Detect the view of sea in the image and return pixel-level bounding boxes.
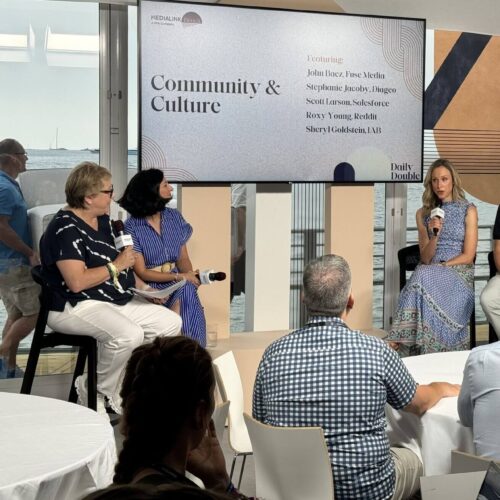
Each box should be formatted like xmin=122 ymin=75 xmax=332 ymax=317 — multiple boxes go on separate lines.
xmin=1 ymin=150 xmax=497 ymax=348
xmin=24 ymin=149 xmax=134 ymax=170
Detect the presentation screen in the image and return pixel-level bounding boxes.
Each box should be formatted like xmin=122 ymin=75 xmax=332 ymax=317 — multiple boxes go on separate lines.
xmin=139 ymin=1 xmax=425 ymax=183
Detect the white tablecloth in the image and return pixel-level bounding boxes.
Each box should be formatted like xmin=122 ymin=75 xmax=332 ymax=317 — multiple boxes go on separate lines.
xmin=0 ymin=392 xmax=117 ymax=500
xmin=386 ymin=351 xmax=474 ymax=476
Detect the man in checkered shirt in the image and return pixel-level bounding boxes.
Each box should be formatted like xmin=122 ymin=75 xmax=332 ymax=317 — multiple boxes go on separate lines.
xmin=253 ymin=255 xmax=460 ymax=500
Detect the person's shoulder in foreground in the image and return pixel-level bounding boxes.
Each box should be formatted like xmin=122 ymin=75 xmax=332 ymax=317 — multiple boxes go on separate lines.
xmin=458 ymin=341 xmax=500 ymax=459
xmin=468 ymin=340 xmax=500 ymax=356
xmin=81 ymin=481 xmax=237 ymax=500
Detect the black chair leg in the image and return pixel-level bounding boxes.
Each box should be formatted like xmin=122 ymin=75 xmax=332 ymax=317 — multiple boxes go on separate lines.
xmin=469 ymin=305 xmax=476 ymax=349
xmin=87 ymin=342 xmax=98 ymax=411
xmin=69 ymin=347 xmax=88 ymax=404
xmin=489 ymin=324 xmax=498 ymax=344
xmin=21 ymin=340 xmax=43 ymax=395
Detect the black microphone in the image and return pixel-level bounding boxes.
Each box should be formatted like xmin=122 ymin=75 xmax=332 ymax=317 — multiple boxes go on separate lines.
xmin=112 ymin=219 xmax=133 ymax=251
xmin=430 ymin=203 xmax=444 ymax=236
xmin=196 ymin=270 xmax=226 ymax=285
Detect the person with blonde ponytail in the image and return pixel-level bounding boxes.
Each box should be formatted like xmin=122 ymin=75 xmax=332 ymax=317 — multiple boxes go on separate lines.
xmin=387 ymin=159 xmax=478 ymax=355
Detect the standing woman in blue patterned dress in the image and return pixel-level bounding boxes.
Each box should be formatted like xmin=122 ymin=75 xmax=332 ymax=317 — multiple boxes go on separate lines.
xmin=119 ymin=169 xmax=206 ymax=346
xmin=387 ymin=159 xmax=478 ymax=355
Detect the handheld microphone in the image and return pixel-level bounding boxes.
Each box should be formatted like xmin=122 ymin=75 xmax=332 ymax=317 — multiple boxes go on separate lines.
xmin=430 ymin=204 xmax=445 ymax=236
xmin=196 ymin=269 xmax=226 ymax=285
xmin=112 ymin=219 xmax=134 ymax=251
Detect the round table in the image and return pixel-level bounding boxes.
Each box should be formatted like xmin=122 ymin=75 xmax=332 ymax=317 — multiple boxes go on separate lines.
xmin=386 ymin=350 xmax=474 ymax=476
xmin=0 ymin=392 xmax=116 ymax=500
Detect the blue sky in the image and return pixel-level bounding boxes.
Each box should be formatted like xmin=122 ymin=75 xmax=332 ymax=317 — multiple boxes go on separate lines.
xmin=0 ymin=0 xmax=137 ymax=149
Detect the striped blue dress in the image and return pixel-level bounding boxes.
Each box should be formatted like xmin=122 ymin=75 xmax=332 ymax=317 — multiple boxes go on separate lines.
xmin=125 ymin=208 xmax=206 ymax=346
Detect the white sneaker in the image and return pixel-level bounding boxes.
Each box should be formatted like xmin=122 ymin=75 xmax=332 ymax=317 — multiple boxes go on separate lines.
xmin=74 ymin=375 xmax=108 ymax=420
xmin=107 ymin=393 xmax=123 ymax=415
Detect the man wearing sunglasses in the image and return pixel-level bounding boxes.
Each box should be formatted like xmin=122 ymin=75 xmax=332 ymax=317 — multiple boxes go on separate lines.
xmin=0 ymin=138 xmax=40 ymax=379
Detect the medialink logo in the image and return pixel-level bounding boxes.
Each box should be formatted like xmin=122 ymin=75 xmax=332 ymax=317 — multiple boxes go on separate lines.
xmin=181 ymin=12 xmax=202 ymax=27
xmin=150 ymin=14 xmax=181 ymax=22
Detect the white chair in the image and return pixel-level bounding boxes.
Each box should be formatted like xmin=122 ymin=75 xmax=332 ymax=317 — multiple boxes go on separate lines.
xmin=212 ymin=351 xmax=252 ymax=488
xmin=212 ymin=401 xmax=230 ymax=442
xmin=243 ymin=413 xmax=334 ymax=500
xmin=451 ymin=450 xmax=500 ymax=473
xmin=18 ymin=168 xmax=72 ymax=208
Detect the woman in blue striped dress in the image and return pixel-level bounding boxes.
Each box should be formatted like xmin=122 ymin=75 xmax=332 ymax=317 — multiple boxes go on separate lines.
xmin=119 ymin=169 xmax=206 ymax=346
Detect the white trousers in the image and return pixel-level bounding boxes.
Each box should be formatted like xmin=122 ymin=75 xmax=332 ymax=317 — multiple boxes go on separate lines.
xmin=48 ymin=297 xmax=182 ymax=403
xmin=480 ymin=274 xmax=500 ymax=340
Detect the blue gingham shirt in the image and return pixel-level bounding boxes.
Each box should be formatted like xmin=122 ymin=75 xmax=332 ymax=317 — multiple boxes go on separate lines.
xmin=253 ymin=316 xmax=417 ymax=500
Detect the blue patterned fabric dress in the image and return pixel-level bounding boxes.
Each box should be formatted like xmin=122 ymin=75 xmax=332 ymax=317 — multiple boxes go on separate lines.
xmin=388 ymin=200 xmax=474 ymax=355
xmin=125 ymin=208 xmax=206 ymax=347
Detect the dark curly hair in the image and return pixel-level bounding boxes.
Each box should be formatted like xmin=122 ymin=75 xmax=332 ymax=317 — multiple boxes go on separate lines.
xmin=118 ymin=168 xmax=170 ymax=218
xmin=113 ymin=336 xmax=215 ymax=484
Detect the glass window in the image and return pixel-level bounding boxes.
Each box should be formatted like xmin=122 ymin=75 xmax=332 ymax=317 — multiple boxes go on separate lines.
xmin=0 ymin=0 xmax=99 ymax=377
xmin=0 ymin=1 xmax=99 ymax=156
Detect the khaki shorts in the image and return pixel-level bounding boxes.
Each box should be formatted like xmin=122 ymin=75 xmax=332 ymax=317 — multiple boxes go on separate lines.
xmin=0 ymin=265 xmax=40 ymax=318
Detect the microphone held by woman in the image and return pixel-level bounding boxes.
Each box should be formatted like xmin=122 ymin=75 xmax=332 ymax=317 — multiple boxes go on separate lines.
xmin=196 ymin=270 xmax=226 ymax=285
xmin=430 ymin=204 xmax=445 ymax=236
xmin=111 ymin=219 xmax=133 ymax=250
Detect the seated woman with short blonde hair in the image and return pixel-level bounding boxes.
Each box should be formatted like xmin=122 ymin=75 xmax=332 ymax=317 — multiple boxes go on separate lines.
xmin=40 ymin=162 xmax=182 ymax=415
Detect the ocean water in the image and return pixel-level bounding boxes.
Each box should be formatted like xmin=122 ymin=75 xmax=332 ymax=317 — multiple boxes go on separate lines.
xmin=1 ymin=150 xmax=496 ymax=346
xmin=23 ymin=149 xmax=139 ymax=171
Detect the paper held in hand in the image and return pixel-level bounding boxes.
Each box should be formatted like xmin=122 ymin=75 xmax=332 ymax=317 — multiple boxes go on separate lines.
xmin=131 ymin=279 xmax=186 ymax=299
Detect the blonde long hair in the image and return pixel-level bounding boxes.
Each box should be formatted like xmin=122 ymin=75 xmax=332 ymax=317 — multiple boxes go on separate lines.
xmin=421 ymin=158 xmax=466 ymax=217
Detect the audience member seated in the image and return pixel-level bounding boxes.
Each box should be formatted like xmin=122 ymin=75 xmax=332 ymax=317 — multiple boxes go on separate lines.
xmin=39 ymin=162 xmax=181 ymax=415
xmin=118 ymin=169 xmax=206 ymax=346
xmin=110 ymin=336 xmax=249 ymax=499
xmin=387 ymin=159 xmax=478 ymax=355
xmin=480 ymin=205 xmax=500 ymax=339
xmin=458 ymin=341 xmax=500 ymax=460
xmin=253 ymin=254 xmax=460 ymax=500
xmin=0 ymin=140 xmax=40 ymax=379
xmin=83 ymin=482 xmax=231 ymax=500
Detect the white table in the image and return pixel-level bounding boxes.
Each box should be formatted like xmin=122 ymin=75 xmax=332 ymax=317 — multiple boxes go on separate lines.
xmin=0 ymin=392 xmax=117 ymax=500
xmin=386 ymin=351 xmax=474 ymax=476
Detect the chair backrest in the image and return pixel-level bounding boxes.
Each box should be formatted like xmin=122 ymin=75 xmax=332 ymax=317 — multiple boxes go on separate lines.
xmin=398 ymin=244 xmax=420 ymax=290
xmin=451 ymin=450 xmax=500 ymax=473
xmin=212 ymin=351 xmax=252 ymax=454
xmin=18 ymin=168 xmax=72 ymax=209
xmin=244 ymin=413 xmax=334 ymax=500
xmin=212 ymin=401 xmax=230 ymax=442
